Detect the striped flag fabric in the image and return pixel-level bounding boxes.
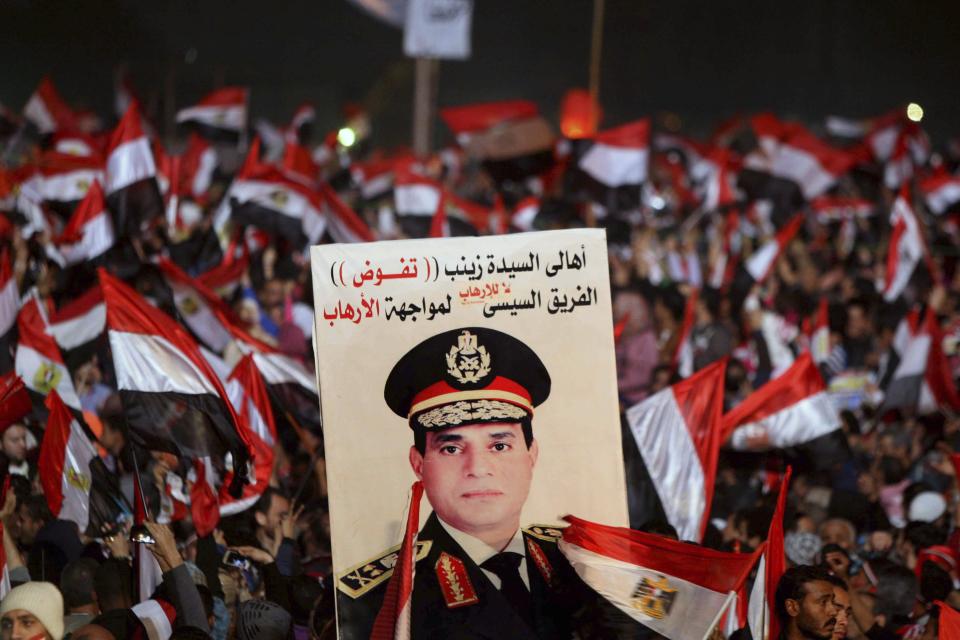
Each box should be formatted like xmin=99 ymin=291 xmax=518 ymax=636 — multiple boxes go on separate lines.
xmin=371 ymin=481 xmax=424 ymax=640
xmin=157 ymin=258 xmax=236 ymax=354
xmin=511 ymin=196 xmax=540 ymax=232
xmin=0 ymin=251 xmax=19 ymax=370
xmin=937 ymin=601 xmax=960 ymax=639
xmin=743 ymin=114 xmax=854 ymax=201
xmin=625 ymin=358 xmax=726 ymax=541
xmin=46 ymin=285 xmax=106 ymax=369
xmin=0 ymin=374 xmax=31 ymax=431
xmin=558 ymin=515 xmax=759 ymax=640
xmin=54 ymin=180 xmax=115 ymax=266
xmin=882 ymin=309 xmax=960 ymax=415
xmin=176 ymin=87 xmax=249 ymax=139
xmin=747 ymin=468 xmax=791 ymax=640
xmin=673 ymin=288 xmax=698 ymax=378
xmin=31 ymin=151 xmax=104 ymax=206
xmin=22 ymin=76 xmax=76 ymax=134
xmin=105 ymin=101 xmax=163 ymax=238
xmin=883 ymin=193 xmax=927 ymax=302
xmin=190 ymin=457 xmax=220 ymax=537
xmin=319 ymin=184 xmax=375 ymax=243
xmin=15 ymin=297 xmax=83 ymax=413
xmin=38 ymin=390 xmax=99 ymax=533
xmin=99 ymin=268 xmax=252 ymax=490
xmin=218 ymin=355 xmax=277 ymax=516
xmin=721 ymin=353 xmax=840 ymax=451
xmin=809 ymin=299 xmax=830 ymax=367
xmin=439 ymin=100 xmax=539 ymax=145
xmin=920 ymin=171 xmax=960 ymax=216
xmin=744 ymin=213 xmax=804 ymax=284
xmin=578 ymin=119 xmax=650 ymax=189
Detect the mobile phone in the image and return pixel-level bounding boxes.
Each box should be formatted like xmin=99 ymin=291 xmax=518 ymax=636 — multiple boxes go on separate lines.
xmin=129 ymin=524 xmax=155 ymax=545
xmin=221 ymin=550 xmax=252 ymax=572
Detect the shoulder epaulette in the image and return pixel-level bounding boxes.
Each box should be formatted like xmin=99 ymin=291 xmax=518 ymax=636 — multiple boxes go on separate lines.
xmin=337 ymin=540 xmax=432 ymax=598
xmin=523 ymin=524 xmax=565 ymax=543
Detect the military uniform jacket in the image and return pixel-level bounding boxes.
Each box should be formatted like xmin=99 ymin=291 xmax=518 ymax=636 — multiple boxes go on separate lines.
xmin=336 ymin=513 xmax=645 ymax=640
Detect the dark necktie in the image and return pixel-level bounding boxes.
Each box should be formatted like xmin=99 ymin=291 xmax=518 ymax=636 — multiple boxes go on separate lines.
xmin=481 ymin=551 xmax=533 ymax=627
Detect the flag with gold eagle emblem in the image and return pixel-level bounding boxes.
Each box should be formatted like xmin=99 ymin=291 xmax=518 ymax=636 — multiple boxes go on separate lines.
xmin=559 ymin=515 xmax=760 ymax=640
xmin=15 ymin=297 xmax=83 ymax=415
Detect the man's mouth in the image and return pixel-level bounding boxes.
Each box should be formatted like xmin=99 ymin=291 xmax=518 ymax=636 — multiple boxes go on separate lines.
xmin=461 ymin=490 xmax=504 ymax=499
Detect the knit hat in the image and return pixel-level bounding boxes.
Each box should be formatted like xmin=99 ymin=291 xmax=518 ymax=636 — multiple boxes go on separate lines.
xmin=236 ymin=599 xmax=292 ymax=640
xmin=0 ymin=581 xmax=65 ymax=640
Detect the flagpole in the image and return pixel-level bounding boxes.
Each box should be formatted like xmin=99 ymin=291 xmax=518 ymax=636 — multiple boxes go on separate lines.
xmin=588 ymin=0 xmax=606 ymax=107
xmin=702 ymin=591 xmax=737 ymax=640
xmin=412 ymin=57 xmax=438 ymax=157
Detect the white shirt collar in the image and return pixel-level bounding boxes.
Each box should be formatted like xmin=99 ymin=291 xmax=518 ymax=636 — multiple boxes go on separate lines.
xmin=436 ymin=517 xmax=529 ymax=590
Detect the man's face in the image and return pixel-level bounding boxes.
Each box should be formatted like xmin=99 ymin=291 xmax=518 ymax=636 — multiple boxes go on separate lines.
xmin=1 ymin=425 xmax=28 ymax=463
xmin=831 ymin=586 xmax=851 ymax=640
xmin=1 ymin=609 xmax=49 ymax=640
xmin=410 ymin=422 xmax=537 ymax=539
xmin=258 ymin=494 xmax=291 ymax=535
xmin=16 ymin=505 xmax=42 ymax=546
xmin=846 ymin=307 xmax=869 ymax=340
xmin=820 ymin=522 xmax=853 ymax=550
xmin=786 ymin=580 xmax=839 ymax=639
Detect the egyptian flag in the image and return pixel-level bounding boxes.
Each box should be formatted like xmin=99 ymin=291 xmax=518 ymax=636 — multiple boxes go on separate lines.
xmin=282 ymin=141 xmax=320 ymax=188
xmin=575 ymin=119 xmax=650 ymax=211
xmin=38 ymin=390 xmax=98 ymax=533
xmin=511 ymin=196 xmax=540 ymax=232
xmin=0 ymin=374 xmax=31 ymax=431
xmin=219 ymin=355 xmax=277 ymax=516
xmin=882 ymin=309 xmax=960 ymax=415
xmin=15 ymin=297 xmax=82 ymax=414
xmin=157 ymin=258 xmax=236 ymax=354
xmin=939 ymin=601 xmax=960 ymax=638
xmin=105 ymin=102 xmax=163 ymax=238
xmin=698 ymin=148 xmax=739 ymax=213
xmin=190 ymin=457 xmax=219 ymax=537
xmin=286 ymin=102 xmax=315 ymax=145
xmin=882 ymin=123 xmax=930 ymax=190
xmin=46 ymin=285 xmax=106 ymax=369
xmin=559 ymin=515 xmax=759 ymax=640
xmin=393 ymin=171 xmax=479 ymax=238
xmin=673 ymin=288 xmax=698 ymax=378
xmin=743 ymin=213 xmax=804 ymax=285
xmin=34 ymin=152 xmax=104 ymax=214
xmin=54 ymin=181 xmax=115 ymax=266
xmin=217 ymin=142 xmax=326 ymax=247
xmin=625 ymin=359 xmax=726 ymax=541
xmin=197 ymin=240 xmax=249 ymax=298
xmin=809 ymin=299 xmax=831 ymax=367
xmin=176 ymin=87 xmax=249 ymax=141
xmin=740 ymin=115 xmax=853 ymax=213
xmin=440 ymin=100 xmax=555 ymax=183
xmin=22 ymin=77 xmax=76 ymax=135
xmin=229 ymin=325 xmax=321 ymax=437
xmin=721 ymin=353 xmax=840 ymax=451
xmin=351 ymin=156 xmax=410 ymax=202
xmin=747 ymin=468 xmax=791 ymax=640
xmin=811 ymin=196 xmax=874 ymax=224
xmin=100 ymin=269 xmax=251 ymax=492
xmin=319 ymin=184 xmax=375 ymax=243
xmin=0 ymin=252 xmax=19 ymax=373
xmin=883 ymin=193 xmax=929 ymax=302
xmin=371 ymin=481 xmax=424 ymax=640
xmin=133 ymin=470 xmax=164 ymax=603
xmin=708 ymin=210 xmax=741 ymax=290
xmin=921 ymin=171 xmax=960 ymax=216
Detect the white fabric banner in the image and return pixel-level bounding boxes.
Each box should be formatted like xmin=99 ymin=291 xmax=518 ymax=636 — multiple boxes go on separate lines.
xmin=403 ymin=0 xmax=473 ymax=59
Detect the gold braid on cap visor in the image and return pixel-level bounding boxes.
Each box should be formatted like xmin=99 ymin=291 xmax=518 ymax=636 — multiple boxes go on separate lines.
xmin=414 ymin=399 xmax=529 ymax=429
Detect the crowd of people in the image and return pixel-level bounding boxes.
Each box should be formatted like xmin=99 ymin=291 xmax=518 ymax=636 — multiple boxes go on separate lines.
xmin=0 ymin=74 xmax=958 ymax=640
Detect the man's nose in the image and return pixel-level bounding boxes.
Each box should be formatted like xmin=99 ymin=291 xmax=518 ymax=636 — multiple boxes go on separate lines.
xmin=464 ymin=449 xmax=493 ymax=477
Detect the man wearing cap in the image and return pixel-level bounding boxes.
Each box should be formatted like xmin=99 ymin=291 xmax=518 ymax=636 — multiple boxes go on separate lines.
xmin=336 ymin=327 xmax=637 ymax=640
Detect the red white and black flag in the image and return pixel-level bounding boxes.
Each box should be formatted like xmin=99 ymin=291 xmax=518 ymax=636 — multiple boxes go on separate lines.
xmin=575 ymin=119 xmax=650 ymax=212
xmin=100 ymin=269 xmax=252 ymax=492
xmin=46 ymin=285 xmax=106 ymax=370
xmin=105 ymin=102 xmax=164 ymax=238
xmin=22 ymin=76 xmax=76 ymax=135
xmin=559 ymin=515 xmax=759 ymax=640
xmin=881 ymin=309 xmax=960 ymax=415
xmin=219 ymin=355 xmax=277 ymax=516
xmin=38 ymin=390 xmax=99 ymax=534
xmin=625 ymin=359 xmax=726 ymax=541
xmin=157 ymin=258 xmax=236 ymax=354
xmin=54 ymin=180 xmax=115 ymax=266
xmin=15 ymin=297 xmax=83 ymax=415
xmin=176 ymin=87 xmax=249 ymax=141
xmin=882 ymin=192 xmax=930 ymax=302
xmin=0 ymin=252 xmax=19 ymax=373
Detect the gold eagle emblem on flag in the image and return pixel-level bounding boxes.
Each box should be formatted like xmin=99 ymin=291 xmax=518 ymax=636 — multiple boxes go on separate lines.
xmin=630 ymin=575 xmax=677 ymax=620
xmin=33 ymin=362 xmax=62 ymax=394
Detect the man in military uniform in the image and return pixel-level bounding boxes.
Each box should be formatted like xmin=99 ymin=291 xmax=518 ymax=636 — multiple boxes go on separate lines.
xmin=336 ymin=327 xmax=642 ymax=640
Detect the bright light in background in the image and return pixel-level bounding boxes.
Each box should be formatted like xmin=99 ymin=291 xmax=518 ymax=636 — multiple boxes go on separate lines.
xmin=337 ymin=127 xmax=357 ymax=147
xmin=906 ymin=102 xmax=924 ymax=122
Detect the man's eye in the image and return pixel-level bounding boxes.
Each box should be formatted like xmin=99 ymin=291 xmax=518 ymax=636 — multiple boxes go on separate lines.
xmin=492 ymin=442 xmax=511 ymax=452
xmin=440 ymin=446 xmax=460 ymax=454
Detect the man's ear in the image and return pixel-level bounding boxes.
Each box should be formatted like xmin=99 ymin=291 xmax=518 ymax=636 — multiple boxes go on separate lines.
xmin=409 ymin=446 xmax=424 ymax=480
xmin=528 ymin=439 xmax=539 ymax=469
xmin=254 ymin=511 xmax=267 ymax=528
xmin=785 ymin=597 xmax=801 ymax=617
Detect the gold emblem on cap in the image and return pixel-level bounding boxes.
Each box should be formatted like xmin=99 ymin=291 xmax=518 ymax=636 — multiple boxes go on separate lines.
xmin=269 ymin=190 xmax=289 ymax=207
xmin=445 ymin=330 xmax=491 ymax=385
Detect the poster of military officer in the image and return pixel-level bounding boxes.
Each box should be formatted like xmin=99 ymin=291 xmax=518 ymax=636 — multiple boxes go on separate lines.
xmin=311 ymin=229 xmax=630 ymax=639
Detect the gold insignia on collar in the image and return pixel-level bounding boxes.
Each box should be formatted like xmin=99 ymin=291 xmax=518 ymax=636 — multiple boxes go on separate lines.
xmin=523 ymin=524 xmax=564 ymax=543
xmin=525 ymin=538 xmax=555 ymax=587
xmin=435 ymin=552 xmax=479 ymax=609
xmin=336 ymin=540 xmax=432 ymax=599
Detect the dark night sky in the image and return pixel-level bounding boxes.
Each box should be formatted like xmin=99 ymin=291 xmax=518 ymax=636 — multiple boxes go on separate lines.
xmin=1 ymin=0 xmax=959 ymax=147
